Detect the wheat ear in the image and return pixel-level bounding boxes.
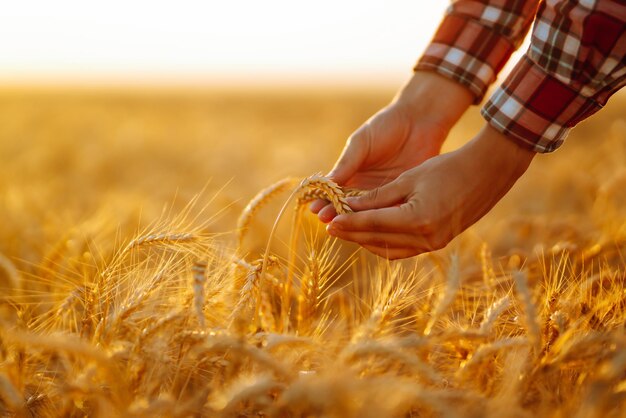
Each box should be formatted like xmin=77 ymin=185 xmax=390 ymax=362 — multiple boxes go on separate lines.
xmin=105 ymin=270 xmax=167 ymax=335
xmin=297 ymin=174 xmax=353 ymax=214
xmin=296 ymin=187 xmax=364 ymax=207
xmin=56 ymin=284 xmax=93 ymax=318
xmin=513 ymin=270 xmax=542 ymax=353
xmin=126 ymin=232 xmax=196 ymax=251
xmin=462 ymin=337 xmax=528 ymax=371
xmin=297 ymin=250 xmax=321 ymax=332
xmin=192 ymin=260 xmax=207 ymax=328
xmin=479 ymin=295 xmax=511 ymax=335
xmin=424 ymin=254 xmax=461 ymax=335
xmin=139 ymin=310 xmax=185 ymax=343
xmin=231 ymin=257 xmax=279 ymax=323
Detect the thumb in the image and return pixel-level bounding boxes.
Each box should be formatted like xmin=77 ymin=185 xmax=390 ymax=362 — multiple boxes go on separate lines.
xmin=347 ymin=179 xmax=407 ymax=211
xmin=327 ymin=128 xmax=370 ymax=185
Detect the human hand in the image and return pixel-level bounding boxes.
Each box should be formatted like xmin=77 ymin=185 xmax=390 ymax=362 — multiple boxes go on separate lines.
xmin=311 ymin=71 xmax=474 ymax=222
xmin=326 ymin=125 xmax=536 ymax=259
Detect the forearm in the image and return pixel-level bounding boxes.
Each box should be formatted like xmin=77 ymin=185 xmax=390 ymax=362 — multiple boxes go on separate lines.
xmin=441 ymin=122 xmax=535 ymax=232
xmin=394 ymin=71 xmax=474 ymax=132
xmin=467 ymin=123 xmax=535 ymax=181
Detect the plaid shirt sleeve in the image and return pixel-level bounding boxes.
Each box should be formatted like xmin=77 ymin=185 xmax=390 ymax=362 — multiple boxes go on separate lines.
xmin=415 ymin=0 xmax=540 ymax=103
xmin=482 ymin=0 xmax=626 ymax=152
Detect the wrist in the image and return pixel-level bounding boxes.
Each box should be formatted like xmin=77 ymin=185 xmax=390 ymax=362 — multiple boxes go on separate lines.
xmin=472 ymin=123 xmax=536 ymax=178
xmin=394 ymin=71 xmax=474 ymax=130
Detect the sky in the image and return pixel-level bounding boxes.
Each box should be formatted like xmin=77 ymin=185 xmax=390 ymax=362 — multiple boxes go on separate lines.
xmin=0 ymin=1 xmax=457 ymax=86
xmin=0 ymin=1 xmax=529 ymax=87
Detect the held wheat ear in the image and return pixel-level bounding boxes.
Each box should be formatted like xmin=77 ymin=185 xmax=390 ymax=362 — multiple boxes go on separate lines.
xmin=296 ymin=187 xmax=365 ymax=208
xmin=296 ymin=174 xmax=354 ymax=215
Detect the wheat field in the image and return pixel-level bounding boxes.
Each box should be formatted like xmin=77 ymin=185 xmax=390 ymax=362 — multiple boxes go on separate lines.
xmin=0 ymin=86 xmax=625 ymax=417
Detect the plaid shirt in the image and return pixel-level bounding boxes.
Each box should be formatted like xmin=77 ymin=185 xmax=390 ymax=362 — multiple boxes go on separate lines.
xmin=416 ymin=0 xmax=626 ymax=153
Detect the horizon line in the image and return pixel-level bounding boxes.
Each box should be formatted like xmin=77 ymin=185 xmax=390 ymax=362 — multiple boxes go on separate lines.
xmin=0 ymin=71 xmax=409 ymax=92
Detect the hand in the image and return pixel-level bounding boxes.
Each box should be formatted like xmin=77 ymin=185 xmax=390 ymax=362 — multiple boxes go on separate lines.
xmin=326 ymin=125 xmax=536 ymax=259
xmin=311 ymin=71 xmax=474 ymax=222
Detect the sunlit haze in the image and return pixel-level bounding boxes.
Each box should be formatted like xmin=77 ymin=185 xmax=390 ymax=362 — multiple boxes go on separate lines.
xmin=1 ymin=1 xmax=457 ymax=86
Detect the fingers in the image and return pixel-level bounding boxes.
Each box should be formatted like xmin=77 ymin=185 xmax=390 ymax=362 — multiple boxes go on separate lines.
xmin=326 ymin=199 xmax=443 ymax=258
xmin=327 ymin=127 xmax=370 ymax=185
xmin=327 ymin=226 xmax=422 ymax=249
xmin=318 ymin=204 xmax=337 ymax=223
xmin=330 ymin=205 xmax=415 ymax=233
xmin=309 ymin=199 xmax=327 ymax=214
xmin=307 ymin=200 xmax=338 ymax=223
xmin=346 ymin=179 xmax=407 ymax=211
xmin=314 ymin=176 xmax=407 ymax=223
xmin=312 ymin=176 xmax=409 ymax=224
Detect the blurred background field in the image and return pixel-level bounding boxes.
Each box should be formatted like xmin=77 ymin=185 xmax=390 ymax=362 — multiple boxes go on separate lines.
xmin=1 ymin=86 xmax=624 ymax=267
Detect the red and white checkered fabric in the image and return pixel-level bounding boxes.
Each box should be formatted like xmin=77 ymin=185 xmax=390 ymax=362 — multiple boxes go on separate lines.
xmin=416 ymin=0 xmax=626 ymax=153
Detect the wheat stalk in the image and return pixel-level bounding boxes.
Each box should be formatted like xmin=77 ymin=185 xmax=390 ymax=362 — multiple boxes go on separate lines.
xmin=255 ymin=173 xmax=359 ymax=332
xmin=237 ymin=177 xmax=299 ymax=246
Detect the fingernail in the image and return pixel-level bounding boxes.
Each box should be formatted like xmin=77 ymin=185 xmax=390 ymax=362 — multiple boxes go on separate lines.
xmin=326 ymin=224 xmax=337 ymax=236
xmin=332 ymin=215 xmax=347 ymax=226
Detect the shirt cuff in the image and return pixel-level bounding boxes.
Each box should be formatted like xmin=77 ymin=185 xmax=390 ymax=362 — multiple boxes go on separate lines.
xmin=481 ymin=55 xmax=603 ymax=153
xmin=414 ymin=13 xmax=518 ymax=104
